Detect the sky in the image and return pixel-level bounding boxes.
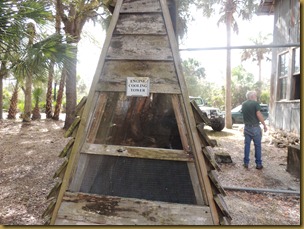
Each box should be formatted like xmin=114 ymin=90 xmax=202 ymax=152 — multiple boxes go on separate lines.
xmin=77 ymin=9 xmax=274 ymax=89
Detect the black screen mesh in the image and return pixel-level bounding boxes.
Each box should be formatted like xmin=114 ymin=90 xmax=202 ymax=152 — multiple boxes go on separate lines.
xmin=79 ymin=155 xmax=197 ymax=205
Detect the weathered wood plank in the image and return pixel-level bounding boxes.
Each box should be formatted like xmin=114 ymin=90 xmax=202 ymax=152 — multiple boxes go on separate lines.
xmin=55 ymin=192 xmax=213 ymax=225
xmin=115 ymin=13 xmax=166 ymax=35
xmin=47 ymin=181 xmax=62 ymax=200
xmin=97 ymin=60 xmax=181 ymax=93
xmin=202 ymin=147 xmax=221 ymax=171
xmin=120 ymin=0 xmax=161 ymax=13
xmin=101 ymin=61 xmax=177 ymax=82
xmin=81 ymin=143 xmax=194 ymax=162
xmin=96 ymin=81 xmax=181 ymax=94
xmin=58 ymin=138 xmax=75 ymax=158
xmin=191 ymin=100 xmax=212 ymax=126
xmin=187 ymin=163 xmax=205 ymax=205
xmin=107 ymin=35 xmax=173 ymax=60
xmin=86 ymin=93 xmax=108 ymax=143
xmin=208 ymin=170 xmax=226 ymax=196
xmin=197 ymin=123 xmax=216 ymax=147
xmin=75 ymin=96 xmax=87 ymax=117
xmin=214 ymin=194 xmax=232 ymax=221
xmin=64 ymin=116 xmax=81 ymax=138
xmin=53 ymin=159 xmax=68 ymax=179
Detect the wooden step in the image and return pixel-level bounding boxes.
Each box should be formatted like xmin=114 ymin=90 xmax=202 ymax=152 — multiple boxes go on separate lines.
xmin=55 ymin=192 xmax=213 ymax=225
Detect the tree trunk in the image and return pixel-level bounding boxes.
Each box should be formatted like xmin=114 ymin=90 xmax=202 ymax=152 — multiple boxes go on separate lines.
xmin=32 ymin=100 xmax=41 ymax=120
xmin=0 ymin=74 xmax=3 ymax=120
xmin=225 ymin=6 xmax=233 ymax=129
xmin=53 ymin=67 xmax=66 ymax=120
xmin=0 ymin=60 xmax=8 ymax=120
xmin=7 ymin=82 xmax=19 ymax=119
xmin=23 ymin=73 xmax=32 ymax=122
xmin=45 ymin=62 xmax=54 ymax=118
xmin=64 ymin=48 xmax=78 ymax=130
xmin=258 ymin=59 xmax=262 ymax=83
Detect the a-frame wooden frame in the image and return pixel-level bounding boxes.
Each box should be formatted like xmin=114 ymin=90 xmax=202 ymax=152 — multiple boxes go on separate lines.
xmin=46 ymin=0 xmax=230 ymax=225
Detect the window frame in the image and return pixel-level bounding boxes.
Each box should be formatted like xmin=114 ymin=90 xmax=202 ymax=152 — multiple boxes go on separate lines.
xmin=277 ymin=51 xmax=289 ymax=100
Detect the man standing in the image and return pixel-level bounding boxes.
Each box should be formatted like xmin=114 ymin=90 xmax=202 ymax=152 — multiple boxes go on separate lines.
xmin=242 ymin=91 xmax=267 ymax=169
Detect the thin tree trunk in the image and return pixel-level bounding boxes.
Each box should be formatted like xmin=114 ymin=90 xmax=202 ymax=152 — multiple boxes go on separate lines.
xmin=225 ymin=7 xmax=233 ymax=129
xmin=32 ymin=100 xmax=41 ymax=120
xmin=45 ymin=62 xmax=54 ymax=118
xmin=64 ymin=48 xmax=77 ymax=130
xmin=258 ymin=59 xmax=262 ymax=82
xmin=0 ymin=74 xmax=3 ymax=120
xmin=53 ymin=67 xmax=66 ymax=120
xmin=23 ymin=73 xmax=32 ymax=122
xmin=7 ymin=82 xmax=19 ymax=119
xmin=0 ymin=60 xmax=8 ymax=120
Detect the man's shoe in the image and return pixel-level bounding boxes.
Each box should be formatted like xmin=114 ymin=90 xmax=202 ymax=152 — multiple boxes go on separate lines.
xmin=256 ymin=165 xmax=263 ymax=170
xmin=243 ymin=164 xmax=249 ymax=169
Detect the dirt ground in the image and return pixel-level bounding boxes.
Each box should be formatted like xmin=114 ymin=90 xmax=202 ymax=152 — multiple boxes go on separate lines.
xmin=0 ymin=115 xmax=301 ymax=225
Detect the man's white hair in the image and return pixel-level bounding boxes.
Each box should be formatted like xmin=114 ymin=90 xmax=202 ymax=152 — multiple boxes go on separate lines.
xmin=246 ymin=91 xmax=256 ymax=99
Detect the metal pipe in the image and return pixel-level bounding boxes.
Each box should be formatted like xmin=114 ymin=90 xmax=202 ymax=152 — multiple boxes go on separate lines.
xmin=179 ymin=43 xmax=300 ymax=51
xmin=223 ymin=186 xmax=300 ymax=195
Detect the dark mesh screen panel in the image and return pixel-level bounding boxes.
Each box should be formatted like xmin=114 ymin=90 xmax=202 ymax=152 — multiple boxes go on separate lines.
xmin=79 ymin=155 xmax=197 ymax=205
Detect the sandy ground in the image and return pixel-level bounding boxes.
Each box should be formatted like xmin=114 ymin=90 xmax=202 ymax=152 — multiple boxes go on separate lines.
xmin=0 ymin=115 xmax=301 ymax=225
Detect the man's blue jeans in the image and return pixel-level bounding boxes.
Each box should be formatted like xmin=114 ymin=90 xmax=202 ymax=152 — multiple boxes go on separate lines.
xmin=244 ymin=126 xmax=262 ymax=166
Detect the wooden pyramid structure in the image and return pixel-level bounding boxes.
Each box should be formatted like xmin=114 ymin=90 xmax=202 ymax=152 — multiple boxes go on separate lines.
xmin=45 ymin=0 xmax=231 ymax=225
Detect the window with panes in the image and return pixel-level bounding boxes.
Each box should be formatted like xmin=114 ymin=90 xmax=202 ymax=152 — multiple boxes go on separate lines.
xmin=278 ymin=52 xmax=289 ymax=100
xmin=291 ymin=47 xmax=300 ymax=100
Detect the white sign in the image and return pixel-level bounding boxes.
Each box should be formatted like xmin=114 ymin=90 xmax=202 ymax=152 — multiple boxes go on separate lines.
xmin=126 ymin=77 xmax=150 ymax=97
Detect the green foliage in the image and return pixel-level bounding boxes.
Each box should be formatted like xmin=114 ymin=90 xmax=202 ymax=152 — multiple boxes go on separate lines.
xmin=18 ymin=101 xmax=25 ymax=113
xmin=182 ymin=58 xmax=206 ymax=97
xmin=2 ymin=89 xmax=11 ymax=111
xmin=33 ymin=88 xmax=43 ymax=104
xmin=231 ymin=65 xmax=270 ymax=106
xmin=260 ymin=91 xmax=270 ymax=104
xmin=182 ymin=58 xmax=270 ymax=110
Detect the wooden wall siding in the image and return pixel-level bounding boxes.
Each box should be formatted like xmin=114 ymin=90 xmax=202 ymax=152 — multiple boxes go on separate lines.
xmin=97 ymin=60 xmax=181 ymax=94
xmin=120 ymin=0 xmax=161 ymax=13
xmin=107 ymin=35 xmax=173 ymax=60
xmin=115 ymin=13 xmax=166 ymax=35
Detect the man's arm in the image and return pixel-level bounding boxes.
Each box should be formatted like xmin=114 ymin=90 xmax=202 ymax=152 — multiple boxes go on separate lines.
xmin=256 ymin=111 xmax=267 ymax=132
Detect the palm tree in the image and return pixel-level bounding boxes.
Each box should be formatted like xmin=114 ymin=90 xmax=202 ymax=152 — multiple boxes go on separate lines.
xmin=7 ymin=81 xmax=20 ymax=119
xmin=241 ymin=32 xmax=272 ymax=83
xmin=54 ymin=0 xmax=112 ymax=129
xmin=0 ymin=0 xmax=54 ymax=120
xmin=195 ymin=0 xmax=259 ymax=128
xmin=32 ymin=87 xmax=43 ymax=120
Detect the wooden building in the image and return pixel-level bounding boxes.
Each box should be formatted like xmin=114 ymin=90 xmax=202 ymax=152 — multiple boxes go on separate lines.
xmin=259 ymin=0 xmax=300 ymax=135
xmin=44 ymin=0 xmax=230 ymax=225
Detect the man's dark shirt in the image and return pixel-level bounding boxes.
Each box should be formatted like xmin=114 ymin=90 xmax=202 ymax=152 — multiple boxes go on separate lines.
xmin=242 ymin=100 xmax=261 ymax=125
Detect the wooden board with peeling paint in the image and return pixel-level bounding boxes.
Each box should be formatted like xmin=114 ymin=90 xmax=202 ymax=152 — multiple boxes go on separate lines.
xmin=55 ymin=192 xmax=213 ymax=225
xmin=107 ymin=35 xmax=173 ymax=60
xmin=120 ymin=0 xmax=161 ymax=13
xmin=115 ymin=13 xmax=166 ymax=35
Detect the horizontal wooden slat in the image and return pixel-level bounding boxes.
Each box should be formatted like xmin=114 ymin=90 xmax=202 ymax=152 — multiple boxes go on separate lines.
xmin=81 ymin=143 xmax=194 ymax=162
xmin=96 ymin=81 xmax=181 ymax=94
xmin=120 ymin=0 xmax=161 ymax=13
xmin=107 ymin=35 xmax=173 ymax=60
xmin=115 ymin=13 xmax=166 ymax=35
xmin=100 ymin=60 xmax=178 ymax=83
xmin=55 ymin=192 xmax=213 ymax=225
xmin=96 ymin=60 xmax=181 ymax=94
